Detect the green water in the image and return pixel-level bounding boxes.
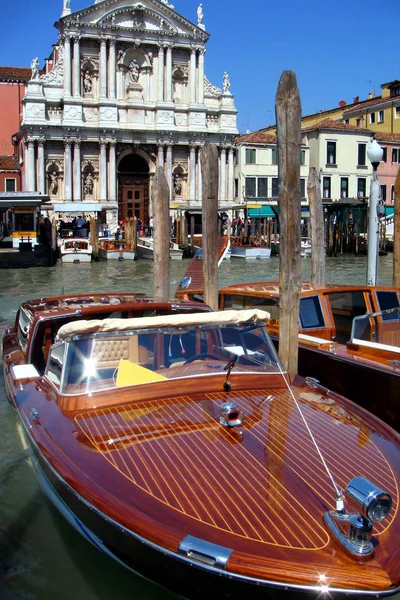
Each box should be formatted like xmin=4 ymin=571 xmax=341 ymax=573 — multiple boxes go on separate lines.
xmin=0 ymin=254 xmax=398 ymax=600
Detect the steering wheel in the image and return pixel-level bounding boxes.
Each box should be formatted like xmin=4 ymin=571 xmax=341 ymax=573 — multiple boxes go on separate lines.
xmin=184 ymin=352 xmax=220 ymax=364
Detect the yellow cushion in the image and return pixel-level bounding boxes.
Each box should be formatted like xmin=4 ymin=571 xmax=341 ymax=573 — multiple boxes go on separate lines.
xmin=115 ymin=359 xmax=167 ymax=387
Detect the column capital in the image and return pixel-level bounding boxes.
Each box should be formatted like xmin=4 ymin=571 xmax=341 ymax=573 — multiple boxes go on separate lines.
xmin=37 ymin=138 xmax=46 ymax=147
xmin=24 ymin=138 xmax=35 ymax=147
xmin=108 ymin=37 xmax=116 ymax=47
xmin=197 ymin=46 xmax=206 ymax=56
xmin=73 ymin=33 xmax=81 ymax=42
xmin=64 ymin=138 xmax=73 ymax=147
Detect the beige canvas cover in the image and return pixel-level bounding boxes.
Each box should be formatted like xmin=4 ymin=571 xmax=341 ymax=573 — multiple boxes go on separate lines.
xmin=57 ymin=309 xmax=270 ymax=340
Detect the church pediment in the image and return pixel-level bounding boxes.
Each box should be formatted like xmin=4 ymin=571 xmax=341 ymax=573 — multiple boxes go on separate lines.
xmin=58 ymin=0 xmax=208 ymax=41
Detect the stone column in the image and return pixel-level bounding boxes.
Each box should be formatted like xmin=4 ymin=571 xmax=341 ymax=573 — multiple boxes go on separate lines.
xmin=157 ymin=142 xmax=164 ymax=169
xmin=73 ymin=140 xmax=81 ymax=200
xmin=109 ymin=141 xmax=116 ymax=201
xmin=63 ymin=35 xmax=72 ymax=97
xmin=37 ymin=139 xmax=45 ymax=195
xmin=116 ymin=65 xmax=124 ymax=100
xmin=108 ymin=39 xmax=116 ymax=99
xmin=198 ymin=48 xmax=205 ymax=104
xmin=197 ymin=146 xmax=202 ymax=202
xmin=166 ymin=45 xmax=172 ymax=103
xmin=189 ymin=144 xmax=196 ymax=202
xmin=64 ymin=140 xmax=73 ymax=201
xmin=99 ymin=38 xmax=107 ymax=99
xmin=166 ymin=144 xmax=173 ymax=201
xmin=220 ymin=147 xmax=227 ymax=202
xmin=73 ymin=36 xmax=81 ymax=97
xmin=157 ymin=45 xmax=164 ymax=102
xmin=228 ymin=147 xmax=234 ymax=201
xmin=99 ymin=141 xmax=107 ymax=200
xmin=189 ymin=47 xmax=196 ymax=105
xmin=26 ymin=140 xmax=36 ymax=192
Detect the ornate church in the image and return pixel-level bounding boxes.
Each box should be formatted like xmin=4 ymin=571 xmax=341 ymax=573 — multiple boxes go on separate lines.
xmin=22 ymin=0 xmax=238 ymax=230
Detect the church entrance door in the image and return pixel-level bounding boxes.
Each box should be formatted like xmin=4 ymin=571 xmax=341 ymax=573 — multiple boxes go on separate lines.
xmin=121 ymin=184 xmax=146 ymax=223
xmin=118 ymin=153 xmax=150 ymax=227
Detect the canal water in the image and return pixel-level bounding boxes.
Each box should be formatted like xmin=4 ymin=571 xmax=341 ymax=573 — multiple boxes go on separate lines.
xmin=0 ymin=254 xmax=398 ymax=600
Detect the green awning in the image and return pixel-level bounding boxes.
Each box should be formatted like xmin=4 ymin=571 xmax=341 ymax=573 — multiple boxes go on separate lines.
xmin=248 ymin=206 xmax=277 ymax=218
xmin=386 ymin=207 xmax=394 ymax=216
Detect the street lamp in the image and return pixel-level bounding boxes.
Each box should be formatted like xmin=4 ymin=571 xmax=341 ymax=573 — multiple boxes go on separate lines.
xmin=366 ymin=139 xmax=383 ymax=286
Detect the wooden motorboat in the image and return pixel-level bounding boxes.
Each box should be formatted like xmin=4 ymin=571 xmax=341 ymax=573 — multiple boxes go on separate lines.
xmin=230 ymin=235 xmax=271 ymax=259
xmin=60 ymin=237 xmax=92 ymax=263
xmin=3 ymin=294 xmax=400 ymax=598
xmin=272 ymin=236 xmax=312 ymax=257
xmin=98 ymin=238 xmax=135 ymax=260
xmin=215 ymin=282 xmax=400 ymax=430
xmin=136 ymin=237 xmax=183 ymax=260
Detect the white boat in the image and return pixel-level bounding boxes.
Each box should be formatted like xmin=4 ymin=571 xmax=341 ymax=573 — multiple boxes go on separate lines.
xmin=301 ymin=237 xmax=312 ymax=257
xmin=98 ymin=239 xmax=135 ymax=260
xmin=136 ymin=237 xmax=183 ymax=260
xmin=230 ymin=236 xmax=271 ymax=259
xmin=60 ymin=238 xmax=92 ymax=264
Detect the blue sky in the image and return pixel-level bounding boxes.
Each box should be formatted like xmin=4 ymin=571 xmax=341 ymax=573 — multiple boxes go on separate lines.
xmin=1 ymin=0 xmax=399 ymax=133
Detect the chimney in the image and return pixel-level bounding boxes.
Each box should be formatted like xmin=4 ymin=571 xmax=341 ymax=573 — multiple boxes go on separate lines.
xmin=338 ymin=100 xmax=346 ymax=107
xmin=353 ymin=96 xmax=359 ymax=103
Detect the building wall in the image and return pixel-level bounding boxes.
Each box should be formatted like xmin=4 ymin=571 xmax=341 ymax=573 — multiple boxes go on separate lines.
xmin=0 ymin=82 xmax=24 ymax=154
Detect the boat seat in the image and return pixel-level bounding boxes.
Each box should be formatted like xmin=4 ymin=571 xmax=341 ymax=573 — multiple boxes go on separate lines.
xmin=92 ymin=336 xmax=152 ymax=369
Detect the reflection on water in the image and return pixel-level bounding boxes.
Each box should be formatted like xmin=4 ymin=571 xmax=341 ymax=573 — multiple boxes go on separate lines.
xmin=0 ymin=254 xmax=398 ymax=600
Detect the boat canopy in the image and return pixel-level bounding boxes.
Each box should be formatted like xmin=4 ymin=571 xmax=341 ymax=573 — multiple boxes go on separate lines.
xmin=57 ymin=309 xmax=270 ymax=340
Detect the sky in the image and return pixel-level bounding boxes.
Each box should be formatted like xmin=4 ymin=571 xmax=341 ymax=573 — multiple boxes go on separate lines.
xmin=1 ymin=0 xmax=399 ymax=134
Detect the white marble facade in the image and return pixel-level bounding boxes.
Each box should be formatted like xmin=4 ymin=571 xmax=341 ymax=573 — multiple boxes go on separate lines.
xmin=22 ymin=0 xmax=238 ymax=229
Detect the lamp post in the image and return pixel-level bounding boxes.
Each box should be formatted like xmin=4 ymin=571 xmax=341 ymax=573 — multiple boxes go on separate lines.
xmin=366 ymin=139 xmax=384 ymax=286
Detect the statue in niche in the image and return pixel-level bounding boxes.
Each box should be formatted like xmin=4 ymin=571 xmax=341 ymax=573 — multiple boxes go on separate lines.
xmin=223 ymin=72 xmax=231 ymax=94
xmin=174 ymin=174 xmax=182 ymax=196
xmin=49 ymin=171 xmax=58 ymax=195
xmin=83 ymin=70 xmax=92 ymax=93
xmin=128 ymin=59 xmax=140 ymax=83
xmin=30 ymin=57 xmax=40 ymax=80
xmin=197 ymin=3 xmax=203 ymax=24
xmin=84 ymin=172 xmax=94 ymax=196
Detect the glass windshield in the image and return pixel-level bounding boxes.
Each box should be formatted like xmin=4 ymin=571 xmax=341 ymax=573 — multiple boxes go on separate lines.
xmin=351 ymin=307 xmax=400 ymax=346
xmin=56 ymin=322 xmax=281 ymax=394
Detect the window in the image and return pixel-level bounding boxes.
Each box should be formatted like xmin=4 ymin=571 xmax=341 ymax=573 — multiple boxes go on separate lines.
xmin=271 ymin=178 xmax=278 ymax=198
xmin=340 ymin=177 xmax=349 ymax=198
xmin=326 ymin=141 xmax=336 ymax=165
xmin=376 ymin=291 xmax=400 ymax=322
xmin=382 ymin=147 xmax=387 ymax=162
xmin=357 ymin=178 xmax=367 ymax=198
xmin=300 ymin=178 xmax=305 ymax=198
xmin=245 ymin=148 xmax=256 ymax=164
xmin=392 ymin=149 xmax=400 ymax=163
xmin=378 ymin=110 xmax=385 ymax=123
xmin=370 ymin=112 xmax=376 ymax=124
xmin=300 ymin=149 xmax=306 ymax=165
xmin=322 ymin=177 xmax=331 ymax=198
xmin=392 ymin=185 xmax=395 ymax=202
xmin=390 ymin=86 xmax=400 ymax=98
xmin=245 ymin=177 xmax=256 ymax=197
xmin=395 ymin=106 xmax=400 ymax=119
xmin=356 ymin=116 xmax=365 ymax=127
xmin=257 ymin=178 xmax=268 ymax=198
xmin=344 ymin=119 xmax=350 ymax=125
xmin=358 ymin=143 xmax=366 ymax=166
xmin=5 ymin=178 xmax=16 ymax=192
xmin=271 ymin=147 xmax=277 ymax=165
xmin=234 ymin=178 xmax=238 ymax=198
xmin=380 ymin=184 xmax=387 ymax=201
xmin=299 ymin=296 xmax=325 ymax=330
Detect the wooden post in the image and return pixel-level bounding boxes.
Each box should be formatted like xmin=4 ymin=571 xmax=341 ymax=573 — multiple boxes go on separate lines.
xmin=393 ymin=166 xmax=400 ymax=287
xmin=190 ymin=215 xmax=195 ymax=247
xmin=181 ymin=214 xmax=188 ymax=247
xmin=132 ymin=216 xmax=137 ymax=252
xmin=276 ymin=70 xmax=302 ymax=379
xmin=90 ymin=217 xmax=99 ymax=261
xmin=201 ymin=144 xmax=219 ymax=311
xmin=307 ymin=167 xmax=325 ymax=286
xmin=153 ymin=167 xmax=170 ymax=302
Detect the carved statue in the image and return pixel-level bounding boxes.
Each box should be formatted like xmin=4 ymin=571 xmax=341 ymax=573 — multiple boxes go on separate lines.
xmin=83 ymin=70 xmax=92 ymax=93
xmin=63 ymin=0 xmax=70 ymax=9
xmin=197 ymin=3 xmax=203 ymax=24
xmin=84 ymin=172 xmax=94 ymax=196
xmin=49 ymin=171 xmax=58 ymax=195
xmin=128 ymin=59 xmax=140 ymax=83
xmin=174 ymin=174 xmax=182 ymax=196
xmin=223 ymin=72 xmax=231 ymax=94
xmin=30 ymin=57 xmax=40 ymax=80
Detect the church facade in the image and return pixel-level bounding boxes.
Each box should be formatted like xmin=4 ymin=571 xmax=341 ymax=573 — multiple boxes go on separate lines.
xmin=21 ymin=0 xmax=238 ymax=231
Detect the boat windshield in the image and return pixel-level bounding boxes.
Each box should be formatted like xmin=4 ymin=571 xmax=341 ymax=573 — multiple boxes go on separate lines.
xmin=351 ymin=306 xmax=400 ymax=348
xmin=49 ymin=322 xmax=282 ymax=395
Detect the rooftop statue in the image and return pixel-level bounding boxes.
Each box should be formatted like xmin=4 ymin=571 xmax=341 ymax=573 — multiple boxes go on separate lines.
xmin=197 ymin=3 xmax=203 ymax=25
xmin=223 ymin=72 xmax=231 ymax=94
xmin=30 ymin=57 xmax=40 ymax=80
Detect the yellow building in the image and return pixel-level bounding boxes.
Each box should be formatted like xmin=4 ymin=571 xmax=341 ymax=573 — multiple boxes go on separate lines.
xmin=343 ymin=80 xmax=400 ymax=134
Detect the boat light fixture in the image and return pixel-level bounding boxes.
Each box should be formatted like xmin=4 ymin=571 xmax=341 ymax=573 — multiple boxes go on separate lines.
xmin=323 ymin=476 xmax=392 ymax=559
xmin=219 ymin=401 xmax=243 ymax=428
xmin=178 ymin=276 xmax=191 ymax=291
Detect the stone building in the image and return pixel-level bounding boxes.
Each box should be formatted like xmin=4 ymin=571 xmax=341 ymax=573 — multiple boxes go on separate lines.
xmin=21 ymin=0 xmax=238 ymax=231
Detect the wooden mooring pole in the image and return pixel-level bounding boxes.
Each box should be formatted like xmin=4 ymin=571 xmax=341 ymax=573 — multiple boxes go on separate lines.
xmin=276 ymin=71 xmax=302 ymax=379
xmin=307 ymin=167 xmax=325 ymax=286
xmin=201 ymin=144 xmax=219 ymax=311
xmin=153 ymin=167 xmax=170 ymax=302
xmin=90 ymin=217 xmax=99 ymax=261
xmin=393 ymin=166 xmax=400 ymax=287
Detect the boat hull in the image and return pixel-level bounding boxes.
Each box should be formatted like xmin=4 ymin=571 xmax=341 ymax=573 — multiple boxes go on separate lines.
xmin=136 ymin=244 xmax=183 ymax=260
xmin=98 ymin=248 xmax=136 ymax=260
xmin=230 ymin=246 xmax=271 ymax=259
xmin=22 ymin=419 xmax=395 ymax=600
xmin=61 ymin=252 xmax=92 ymax=264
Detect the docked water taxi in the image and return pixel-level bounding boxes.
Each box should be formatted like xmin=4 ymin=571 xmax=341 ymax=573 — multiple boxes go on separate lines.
xmin=60 ymin=238 xmax=92 ymax=264
xmin=2 ymin=293 xmax=400 ymax=598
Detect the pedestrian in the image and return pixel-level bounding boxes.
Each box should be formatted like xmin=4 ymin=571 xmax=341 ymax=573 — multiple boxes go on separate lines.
xmin=149 ymin=216 xmax=154 ymax=237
